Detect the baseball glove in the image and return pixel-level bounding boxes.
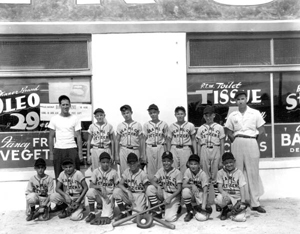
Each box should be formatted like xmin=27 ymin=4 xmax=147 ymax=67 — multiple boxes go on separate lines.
xmin=32 ymin=206 xmax=50 ymax=221
xmin=66 ymin=201 xmax=79 ymax=215
xmin=136 ymin=214 xmax=153 ymax=229
xmin=90 ymin=216 xmax=111 ymax=225
xmin=228 ymin=201 xmax=248 ymax=216
xmin=194 ymin=205 xmax=213 ymax=215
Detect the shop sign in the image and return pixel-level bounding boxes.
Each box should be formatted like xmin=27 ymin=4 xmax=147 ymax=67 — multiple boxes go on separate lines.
xmin=276 ymin=124 xmax=300 ymax=157
xmin=0 ymin=132 xmax=89 ymax=168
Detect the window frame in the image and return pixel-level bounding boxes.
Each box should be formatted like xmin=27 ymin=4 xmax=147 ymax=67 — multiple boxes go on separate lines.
xmin=0 ymin=35 xmax=92 ymax=77
xmin=187 ymin=32 xmax=300 ymax=159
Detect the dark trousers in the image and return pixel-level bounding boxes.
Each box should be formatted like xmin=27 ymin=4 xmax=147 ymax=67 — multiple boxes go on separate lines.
xmin=53 ymin=148 xmax=80 ymax=179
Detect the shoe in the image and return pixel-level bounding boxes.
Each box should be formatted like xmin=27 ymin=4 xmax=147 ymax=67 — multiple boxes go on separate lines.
xmin=96 ymin=203 xmax=102 ymax=211
xmin=85 ymin=213 xmax=96 ymax=223
xmin=50 ymin=203 xmax=67 ymax=213
xmin=184 ymin=212 xmax=193 ymax=222
xmin=152 ymin=212 xmax=163 ymax=219
xmin=58 ymin=209 xmax=68 ymax=219
xmin=115 ymin=212 xmax=128 ymax=221
xmin=215 ymin=204 xmax=222 ymax=212
xmin=220 ymin=207 xmax=229 ymax=220
xmin=26 ymin=211 xmax=35 ymax=221
xmin=252 ymin=206 xmax=266 ymax=213
xmin=177 ymin=206 xmax=182 ymax=215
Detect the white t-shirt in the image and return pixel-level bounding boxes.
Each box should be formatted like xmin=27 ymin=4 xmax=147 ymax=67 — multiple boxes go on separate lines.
xmin=48 ymin=114 xmax=81 ymax=149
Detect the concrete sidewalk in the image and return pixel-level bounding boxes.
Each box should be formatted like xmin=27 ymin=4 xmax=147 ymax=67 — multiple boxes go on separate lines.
xmin=1 ymin=198 xmax=300 ymax=234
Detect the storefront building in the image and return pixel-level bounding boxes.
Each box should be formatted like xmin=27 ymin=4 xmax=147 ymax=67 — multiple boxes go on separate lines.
xmin=0 ymin=0 xmax=299 ymax=198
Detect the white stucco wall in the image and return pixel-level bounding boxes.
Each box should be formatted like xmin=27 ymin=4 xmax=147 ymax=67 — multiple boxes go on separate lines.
xmin=91 ymin=33 xmax=187 ymax=127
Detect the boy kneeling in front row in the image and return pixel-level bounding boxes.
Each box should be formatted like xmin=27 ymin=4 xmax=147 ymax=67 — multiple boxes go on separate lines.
xmin=50 ymin=157 xmax=88 ymax=221
xmin=215 ymin=152 xmax=248 ymax=222
xmin=182 ymin=154 xmax=212 ymax=222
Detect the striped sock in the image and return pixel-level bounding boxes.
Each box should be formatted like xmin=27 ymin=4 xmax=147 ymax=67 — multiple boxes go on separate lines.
xmin=116 ymin=199 xmax=126 ymax=213
xmin=148 ymin=195 xmax=160 ymax=213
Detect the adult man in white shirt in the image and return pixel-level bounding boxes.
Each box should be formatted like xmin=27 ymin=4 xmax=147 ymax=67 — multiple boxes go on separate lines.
xmin=225 ymin=90 xmax=266 ymax=213
xmin=48 ymin=95 xmax=82 ymax=180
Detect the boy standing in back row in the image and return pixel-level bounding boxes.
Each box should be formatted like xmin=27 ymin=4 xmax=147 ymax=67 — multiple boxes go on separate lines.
xmin=143 ymin=104 xmax=168 ymax=179
xmin=87 ymin=108 xmax=115 ymax=171
xmin=115 ymin=105 xmax=145 ymax=175
xmin=167 ymin=106 xmax=197 ymax=174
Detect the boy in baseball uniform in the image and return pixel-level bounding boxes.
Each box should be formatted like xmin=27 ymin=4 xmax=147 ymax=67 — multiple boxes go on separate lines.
xmin=50 ymin=158 xmax=88 ymax=221
xmin=167 ymin=106 xmax=197 ymax=174
xmin=182 ymin=154 xmax=210 ymax=222
xmin=113 ymin=153 xmax=150 ymax=221
xmin=87 ymin=108 xmax=115 ymax=171
xmin=196 ymin=106 xmax=225 ymax=200
xmin=25 ymin=158 xmax=54 ymax=221
xmin=146 ymin=151 xmax=183 ymax=222
xmin=85 ymin=152 xmax=119 ymax=224
xmin=115 ymin=105 xmax=145 ymax=175
xmin=215 ymin=152 xmax=247 ymax=222
xmin=143 ymin=104 xmax=168 ymax=179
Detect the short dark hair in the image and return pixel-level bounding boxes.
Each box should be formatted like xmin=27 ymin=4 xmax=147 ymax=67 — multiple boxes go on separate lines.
xmin=58 ymin=95 xmax=71 ymax=104
xmin=175 ymin=106 xmax=186 ymax=113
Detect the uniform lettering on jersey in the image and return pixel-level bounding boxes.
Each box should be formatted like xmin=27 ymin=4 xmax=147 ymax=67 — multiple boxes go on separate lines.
xmin=32 ymin=184 xmax=49 ymax=195
xmin=119 ymin=127 xmax=140 ymax=137
xmin=157 ymin=176 xmax=178 ymax=189
xmin=124 ymin=179 xmax=145 ymax=192
xmin=199 ymin=127 xmax=221 ymax=139
xmin=61 ymin=179 xmax=82 ymax=190
xmin=221 ymin=172 xmax=240 ymax=194
xmin=96 ymin=176 xmax=114 ymax=187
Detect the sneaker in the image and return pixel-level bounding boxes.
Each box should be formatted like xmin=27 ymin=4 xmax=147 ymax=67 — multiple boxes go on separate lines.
xmin=177 ymin=206 xmax=182 ymax=215
xmin=251 ymin=206 xmax=266 ymax=213
xmin=58 ymin=209 xmax=68 ymax=219
xmin=26 ymin=211 xmax=35 ymax=221
xmin=152 ymin=212 xmax=163 ymax=219
xmin=184 ymin=212 xmax=194 ymax=222
xmin=115 ymin=212 xmax=128 ymax=221
xmin=96 ymin=203 xmax=102 ymax=211
xmin=215 ymin=204 xmax=222 ymax=212
xmin=85 ymin=213 xmax=96 ymax=223
xmin=220 ymin=207 xmax=229 ymax=221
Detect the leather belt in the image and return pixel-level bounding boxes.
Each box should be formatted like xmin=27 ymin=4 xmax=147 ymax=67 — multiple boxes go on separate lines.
xmin=122 ymin=145 xmax=138 ymax=150
xmin=165 ymin=191 xmax=174 ymax=194
xmin=148 ymin=144 xmax=164 ymax=147
xmin=201 ymin=144 xmax=220 ymax=148
xmin=235 ymin=135 xmax=256 ymax=139
xmin=93 ymin=146 xmax=106 ymax=149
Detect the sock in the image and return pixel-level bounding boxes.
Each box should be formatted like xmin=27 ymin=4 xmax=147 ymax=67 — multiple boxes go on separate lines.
xmin=116 ymin=199 xmax=126 ymax=213
xmin=185 ymin=203 xmax=193 ymax=213
xmin=148 ymin=195 xmax=160 ymax=213
xmin=88 ymin=201 xmax=95 ymax=213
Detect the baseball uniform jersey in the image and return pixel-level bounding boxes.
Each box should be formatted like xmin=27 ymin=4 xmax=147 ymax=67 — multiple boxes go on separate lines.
xmin=182 ymin=168 xmax=209 ymax=205
xmin=86 ymin=167 xmax=119 ymax=218
xmin=196 ymin=123 xmax=225 ymax=181
xmin=116 ymin=121 xmax=143 ymax=174
xmin=88 ymin=122 xmax=114 ymax=170
xmin=143 ymin=120 xmax=168 ymax=178
xmin=113 ymin=168 xmax=149 ymax=212
xmin=168 ymin=122 xmax=196 ymax=173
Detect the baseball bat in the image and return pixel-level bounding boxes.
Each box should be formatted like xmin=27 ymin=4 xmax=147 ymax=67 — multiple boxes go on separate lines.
xmin=112 ymin=203 xmax=164 ymax=227
xmin=153 ymin=217 xmax=175 ymax=229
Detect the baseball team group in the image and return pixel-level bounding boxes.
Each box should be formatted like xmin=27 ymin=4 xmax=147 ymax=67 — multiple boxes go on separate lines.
xmin=25 ymin=90 xmax=266 ymax=226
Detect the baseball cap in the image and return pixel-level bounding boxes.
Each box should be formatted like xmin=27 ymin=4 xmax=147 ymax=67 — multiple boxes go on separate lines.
xmin=162 ymin=151 xmax=173 ymax=160
xmin=127 ymin=153 xmax=138 ymax=163
xmin=99 ymin=152 xmax=111 ymax=161
xmin=94 ymin=108 xmax=105 ymax=115
xmin=188 ymin=154 xmax=200 ymax=163
xmin=175 ymin=106 xmax=186 ymax=113
xmin=62 ymin=157 xmax=74 ymax=165
xmin=120 ymin=104 xmax=132 ymax=112
xmin=34 ymin=158 xmax=46 ymax=167
xmin=234 ymin=90 xmax=247 ymax=99
xmin=222 ymin=152 xmax=235 ymax=162
xmin=147 ymin=104 xmax=159 ymax=111
xmin=203 ymin=106 xmax=215 ymax=114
